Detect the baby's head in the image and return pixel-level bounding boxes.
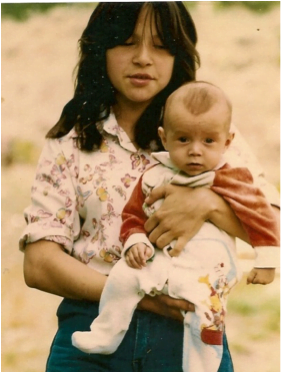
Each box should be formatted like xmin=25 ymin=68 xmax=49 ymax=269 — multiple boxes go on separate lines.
xmin=158 ymin=81 xmax=234 ymax=176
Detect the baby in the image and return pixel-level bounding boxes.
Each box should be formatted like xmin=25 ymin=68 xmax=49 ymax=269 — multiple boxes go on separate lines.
xmin=72 ymin=82 xmax=279 ymax=372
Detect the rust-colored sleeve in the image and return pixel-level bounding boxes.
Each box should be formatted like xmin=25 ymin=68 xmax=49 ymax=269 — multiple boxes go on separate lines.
xmin=119 ymin=175 xmax=148 ymax=245
xmin=211 ymin=164 xmax=280 ymax=247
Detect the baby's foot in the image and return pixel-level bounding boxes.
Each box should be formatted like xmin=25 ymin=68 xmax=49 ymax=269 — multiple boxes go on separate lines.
xmin=72 ymin=331 xmax=122 ymax=354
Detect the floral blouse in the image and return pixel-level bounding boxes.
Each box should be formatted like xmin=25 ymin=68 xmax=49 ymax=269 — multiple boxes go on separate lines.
xmin=19 ymin=114 xmax=280 ymax=275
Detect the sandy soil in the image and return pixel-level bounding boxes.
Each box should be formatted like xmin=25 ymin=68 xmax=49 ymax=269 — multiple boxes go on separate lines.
xmin=1 ymin=3 xmax=280 ymax=372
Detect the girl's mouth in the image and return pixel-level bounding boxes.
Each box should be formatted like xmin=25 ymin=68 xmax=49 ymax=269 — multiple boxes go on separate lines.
xmin=130 ymin=73 xmax=153 ymax=80
xmin=128 ymin=74 xmax=154 ymax=86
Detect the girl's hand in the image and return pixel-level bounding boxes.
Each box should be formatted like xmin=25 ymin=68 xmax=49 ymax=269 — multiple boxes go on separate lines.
xmin=144 ymin=184 xmax=248 ymax=255
xmin=125 ymin=243 xmax=153 ymax=269
xmin=138 ymin=293 xmax=195 ymax=322
xmin=144 ymin=185 xmax=212 ymax=255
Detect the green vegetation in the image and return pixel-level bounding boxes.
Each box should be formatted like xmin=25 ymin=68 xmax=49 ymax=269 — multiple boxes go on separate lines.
xmin=216 ymin=1 xmax=279 ymax=13
xmin=228 ymin=274 xmax=280 ymax=338
xmin=1 ymin=138 xmax=40 ymax=166
xmin=2 ymin=2 xmax=279 ymax=22
xmin=1 ymin=2 xmax=94 ymax=21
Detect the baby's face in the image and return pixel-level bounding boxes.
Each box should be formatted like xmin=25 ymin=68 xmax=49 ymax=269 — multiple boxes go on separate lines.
xmin=159 ymin=103 xmax=232 ymax=176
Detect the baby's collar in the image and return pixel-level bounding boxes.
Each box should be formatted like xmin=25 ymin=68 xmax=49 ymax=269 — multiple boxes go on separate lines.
xmin=151 ymin=151 xmax=177 ymax=170
xmin=151 ymin=152 xmax=227 ymax=172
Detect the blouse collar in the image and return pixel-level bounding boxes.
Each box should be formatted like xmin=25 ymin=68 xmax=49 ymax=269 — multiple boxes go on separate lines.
xmin=102 ymin=112 xmax=138 ymax=153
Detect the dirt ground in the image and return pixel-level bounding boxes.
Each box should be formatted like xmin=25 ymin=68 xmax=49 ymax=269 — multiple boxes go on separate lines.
xmin=1 ymin=3 xmax=280 ymax=372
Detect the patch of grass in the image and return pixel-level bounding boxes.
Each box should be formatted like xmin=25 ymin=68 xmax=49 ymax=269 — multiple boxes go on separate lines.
xmin=228 ymin=273 xmax=280 ymax=353
xmin=4 ymin=352 xmax=18 ymax=365
xmin=230 ymin=343 xmax=251 ymax=354
xmin=215 ymin=1 xmax=279 ymax=13
xmin=2 ymin=3 xmax=60 ymax=21
xmin=183 ymin=2 xmax=198 ymax=10
xmin=229 ymin=290 xmax=280 ymax=319
xmin=228 ymin=300 xmax=256 ymax=316
xmin=2 ymin=138 xmax=40 ymax=166
xmin=276 ymin=182 xmax=282 ymax=195
xmin=1 ymin=3 xmax=96 ymax=21
xmin=261 ymin=301 xmax=280 ymax=332
xmin=1 ymin=3 xmax=67 ymax=21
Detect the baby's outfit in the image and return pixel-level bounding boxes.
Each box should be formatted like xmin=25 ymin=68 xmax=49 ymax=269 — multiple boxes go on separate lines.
xmin=72 ymin=152 xmax=279 ymax=372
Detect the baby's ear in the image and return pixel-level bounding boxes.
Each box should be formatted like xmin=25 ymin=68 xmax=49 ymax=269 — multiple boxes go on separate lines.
xmin=229 ymin=132 xmax=235 ymax=141
xmin=224 ymin=132 xmax=235 ymax=151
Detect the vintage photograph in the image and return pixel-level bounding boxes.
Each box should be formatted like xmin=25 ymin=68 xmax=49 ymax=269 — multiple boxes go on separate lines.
xmin=2 ymin=2 xmax=280 ymax=372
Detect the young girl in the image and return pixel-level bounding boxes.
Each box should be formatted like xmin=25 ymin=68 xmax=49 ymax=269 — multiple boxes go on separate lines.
xmin=20 ymin=3 xmax=279 ymax=372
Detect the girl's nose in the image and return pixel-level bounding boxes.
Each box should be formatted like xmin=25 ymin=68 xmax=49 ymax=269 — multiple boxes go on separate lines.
xmin=132 ymin=43 xmax=153 ymax=66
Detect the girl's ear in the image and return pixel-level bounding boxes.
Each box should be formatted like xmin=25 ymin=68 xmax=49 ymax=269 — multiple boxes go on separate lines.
xmin=158 ymin=126 xmax=167 ymax=150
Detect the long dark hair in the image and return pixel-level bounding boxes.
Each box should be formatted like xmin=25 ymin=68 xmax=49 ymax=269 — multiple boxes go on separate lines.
xmin=47 ymin=2 xmax=200 ymax=151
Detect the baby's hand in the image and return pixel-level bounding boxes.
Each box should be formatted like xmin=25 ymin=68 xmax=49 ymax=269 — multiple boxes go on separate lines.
xmin=125 ymin=243 xmax=153 ymax=269
xmin=247 ymin=268 xmax=276 ymax=285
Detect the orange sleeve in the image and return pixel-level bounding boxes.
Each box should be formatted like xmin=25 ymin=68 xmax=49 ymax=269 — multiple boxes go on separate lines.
xmin=211 ymin=164 xmax=280 ymax=247
xmin=119 ymin=175 xmax=148 ymax=245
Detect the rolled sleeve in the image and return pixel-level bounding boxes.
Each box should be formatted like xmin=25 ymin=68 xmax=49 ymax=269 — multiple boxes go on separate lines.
xmin=19 ymin=137 xmax=80 ymax=253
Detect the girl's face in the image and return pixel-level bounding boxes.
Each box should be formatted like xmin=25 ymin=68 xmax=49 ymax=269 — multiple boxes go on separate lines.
xmin=106 ymin=6 xmax=175 ymax=110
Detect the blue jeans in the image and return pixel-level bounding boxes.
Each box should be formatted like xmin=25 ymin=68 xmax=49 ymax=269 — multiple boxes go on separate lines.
xmin=46 ymin=298 xmax=234 ymax=372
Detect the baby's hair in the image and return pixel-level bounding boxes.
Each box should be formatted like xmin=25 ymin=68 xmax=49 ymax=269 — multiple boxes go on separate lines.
xmin=164 ymin=81 xmax=232 ymax=130
xmin=167 ymin=81 xmax=232 ymax=115
xmin=46 ymin=2 xmax=200 ymax=152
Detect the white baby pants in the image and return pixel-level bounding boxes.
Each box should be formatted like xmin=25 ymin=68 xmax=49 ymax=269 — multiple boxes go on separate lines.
xmin=72 ymin=225 xmax=240 ymax=372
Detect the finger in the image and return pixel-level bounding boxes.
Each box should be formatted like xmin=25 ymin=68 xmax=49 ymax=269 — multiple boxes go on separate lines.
xmin=125 ymin=254 xmax=136 ymax=268
xmin=125 ymin=254 xmax=137 ymax=269
xmin=153 ymin=225 xmax=175 ymax=249
xmin=169 ymin=237 xmax=188 ymax=257
xmin=161 ymin=295 xmax=195 ymax=313
xmin=251 ymin=275 xmax=272 ymax=285
xmin=144 ymin=246 xmax=153 ymax=260
xmin=246 ymin=269 xmax=256 ymax=284
xmin=127 ymin=251 xmax=142 ymax=269
xmin=167 ymin=308 xmax=185 ymax=322
xmin=144 ymin=214 xmax=159 ymax=235
xmin=131 ymin=246 xmax=143 ymax=265
xmin=136 ymin=246 xmax=147 ymax=266
xmin=147 ymin=224 xmax=166 ymax=246
xmin=144 ymin=185 xmax=166 ymax=206
xmin=251 ymin=276 xmax=266 ymax=285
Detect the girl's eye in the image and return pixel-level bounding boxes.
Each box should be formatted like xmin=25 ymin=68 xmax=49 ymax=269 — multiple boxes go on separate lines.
xmin=179 ymin=137 xmax=188 ymax=143
xmin=121 ymin=37 xmax=135 ymax=46
xmin=122 ymin=41 xmax=134 ymax=46
xmin=205 ymin=138 xmax=214 ymax=144
xmin=154 ymin=44 xmax=167 ymax=50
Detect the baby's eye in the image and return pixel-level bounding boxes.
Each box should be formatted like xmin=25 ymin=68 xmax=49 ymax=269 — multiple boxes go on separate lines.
xmin=179 ymin=137 xmax=188 ymax=143
xmin=205 ymin=138 xmax=214 ymax=144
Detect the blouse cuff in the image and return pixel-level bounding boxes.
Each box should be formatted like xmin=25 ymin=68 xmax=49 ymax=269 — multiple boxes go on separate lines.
xmin=19 ymin=224 xmax=73 ymax=253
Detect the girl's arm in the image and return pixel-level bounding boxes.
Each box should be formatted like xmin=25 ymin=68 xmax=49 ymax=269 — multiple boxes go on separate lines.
xmin=144 ymin=184 xmax=250 ymax=256
xmin=24 ymin=239 xmax=194 ymax=321
xmin=24 ymin=240 xmax=107 ymax=302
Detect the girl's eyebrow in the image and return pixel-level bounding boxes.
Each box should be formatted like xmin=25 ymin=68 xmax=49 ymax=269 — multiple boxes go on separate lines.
xmin=130 ymin=32 xmax=161 ymax=40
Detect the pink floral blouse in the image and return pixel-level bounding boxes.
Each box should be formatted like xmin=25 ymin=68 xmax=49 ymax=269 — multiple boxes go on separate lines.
xmin=19 ymin=114 xmax=279 ymax=275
